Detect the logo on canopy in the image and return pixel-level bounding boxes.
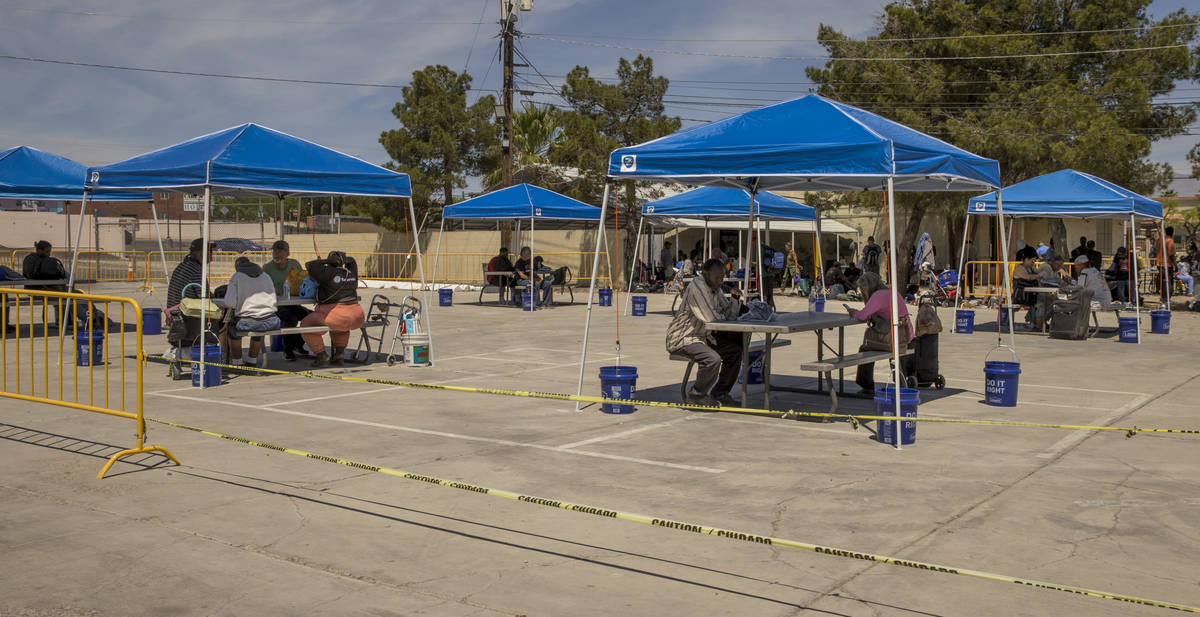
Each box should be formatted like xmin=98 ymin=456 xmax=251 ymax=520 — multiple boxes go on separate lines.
xmin=973 ymin=202 xmax=985 ymax=211
xmin=90 ymin=171 xmax=99 ymax=183
xmin=534 ymin=208 xmax=542 ymax=216
xmin=646 ymin=206 xmax=655 ymax=214
xmin=620 ymin=155 xmax=637 ymax=172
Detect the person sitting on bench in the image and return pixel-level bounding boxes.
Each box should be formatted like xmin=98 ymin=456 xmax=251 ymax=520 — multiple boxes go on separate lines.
xmin=1074 ymin=254 xmax=1113 ymax=309
xmin=486 ymin=248 xmax=515 ymax=287
xmin=512 ymin=246 xmax=553 ymax=306
xmin=301 ymin=251 xmax=364 ymax=367
xmin=21 ymin=240 xmax=75 ymax=329
xmin=845 ymin=272 xmax=913 ymax=394
xmin=223 ymin=257 xmax=279 ymax=367
xmin=262 ymin=240 xmax=310 ymax=361
xmin=666 ymin=258 xmax=744 ymax=407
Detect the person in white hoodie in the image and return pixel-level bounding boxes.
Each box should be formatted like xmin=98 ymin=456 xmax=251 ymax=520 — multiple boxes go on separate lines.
xmin=224 ymin=257 xmax=279 ymax=367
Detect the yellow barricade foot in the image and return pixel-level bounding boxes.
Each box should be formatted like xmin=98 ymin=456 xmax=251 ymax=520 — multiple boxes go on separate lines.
xmin=97 ymin=445 xmax=181 ymax=479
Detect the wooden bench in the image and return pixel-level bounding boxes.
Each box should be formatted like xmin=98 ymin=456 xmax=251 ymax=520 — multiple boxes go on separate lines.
xmin=669 ymin=338 xmax=791 ymax=401
xmin=799 ymin=349 xmax=912 ymax=413
xmin=228 ymin=326 xmax=331 ymax=368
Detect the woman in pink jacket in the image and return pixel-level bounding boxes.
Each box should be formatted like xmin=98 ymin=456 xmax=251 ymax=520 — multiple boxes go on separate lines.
xmin=845 ymin=272 xmax=914 ymax=393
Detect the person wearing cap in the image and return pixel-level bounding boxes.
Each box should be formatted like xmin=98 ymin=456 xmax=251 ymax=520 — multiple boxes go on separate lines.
xmin=1074 ymin=254 xmax=1113 ymax=309
xmin=262 ymin=240 xmax=310 ymax=360
xmin=167 ymin=238 xmax=212 ymax=309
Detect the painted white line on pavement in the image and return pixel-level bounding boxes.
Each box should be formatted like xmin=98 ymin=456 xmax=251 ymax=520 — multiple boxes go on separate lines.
xmin=699 ymin=415 xmax=868 ymax=437
xmin=264 ymin=386 xmax=404 ymax=407
xmin=148 ymin=391 xmax=725 ymax=474
xmin=1037 ymin=393 xmax=1155 ymax=459
xmin=556 ymin=417 xmax=694 ymax=449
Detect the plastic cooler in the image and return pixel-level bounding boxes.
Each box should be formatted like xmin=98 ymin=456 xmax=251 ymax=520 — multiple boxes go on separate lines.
xmin=599 ymin=365 xmax=637 ymax=414
xmin=631 ymin=295 xmax=647 ymax=316
xmin=190 ymin=345 xmax=222 ymax=387
xmin=75 ymin=331 xmax=104 ymax=366
xmin=875 ymin=386 xmax=918 ymax=445
xmin=141 ymin=307 xmax=162 ymax=335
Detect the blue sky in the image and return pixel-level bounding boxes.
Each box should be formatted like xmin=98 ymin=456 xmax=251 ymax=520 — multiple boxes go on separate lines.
xmin=1 ymin=0 xmax=1195 ymax=194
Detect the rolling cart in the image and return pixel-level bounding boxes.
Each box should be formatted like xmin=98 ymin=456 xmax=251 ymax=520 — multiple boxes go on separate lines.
xmin=351 ymin=293 xmax=422 ymax=366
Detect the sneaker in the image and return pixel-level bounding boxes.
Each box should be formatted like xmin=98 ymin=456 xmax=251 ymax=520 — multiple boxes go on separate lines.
xmin=712 ymin=393 xmax=739 ymax=407
xmin=685 ymin=391 xmax=720 ymax=408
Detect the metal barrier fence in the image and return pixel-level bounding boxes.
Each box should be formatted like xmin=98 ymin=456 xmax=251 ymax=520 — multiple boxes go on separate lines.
xmin=960 ymin=259 xmax=1114 ymax=298
xmin=8 ymin=248 xmax=612 ymax=288
xmin=0 ymin=287 xmax=179 ymax=478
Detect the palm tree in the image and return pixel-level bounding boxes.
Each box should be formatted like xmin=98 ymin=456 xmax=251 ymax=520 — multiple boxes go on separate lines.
xmin=483 ymin=103 xmax=564 ymax=188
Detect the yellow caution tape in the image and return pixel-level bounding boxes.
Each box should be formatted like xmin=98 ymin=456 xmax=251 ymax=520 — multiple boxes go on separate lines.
xmin=153 ymin=355 xmax=1199 ymax=438
xmin=145 ymin=415 xmax=1200 ymax=613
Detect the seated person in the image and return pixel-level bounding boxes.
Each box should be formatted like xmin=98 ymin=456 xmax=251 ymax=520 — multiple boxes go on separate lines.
xmin=167 ymin=238 xmax=212 ymax=310
xmin=846 ymin=272 xmax=913 ymax=394
xmin=824 ymin=262 xmax=847 ymax=296
xmin=21 ymin=240 xmax=75 ymax=328
xmin=223 ymin=257 xmax=280 ymax=367
xmin=261 ymin=240 xmax=311 ymax=361
xmin=666 ymin=258 xmax=744 ymax=407
xmin=1011 ymin=247 xmax=1042 ymax=327
xmin=1175 ymin=260 xmax=1193 ymax=297
xmin=1035 ymin=255 xmax=1067 ymax=285
xmin=301 ymin=251 xmax=365 ymax=367
xmin=486 ymin=248 xmax=516 ymax=288
xmin=667 ymin=249 xmax=701 ymax=292
xmin=1105 ymin=247 xmax=1130 ymax=303
xmin=841 ymin=265 xmax=862 ymax=298
xmin=1074 ymin=255 xmax=1113 ymax=309
xmin=512 ymin=246 xmax=553 ymax=306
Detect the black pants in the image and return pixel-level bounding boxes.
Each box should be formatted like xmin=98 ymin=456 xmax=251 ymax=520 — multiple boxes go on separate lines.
xmin=677 ymin=331 xmax=744 ymax=397
xmin=276 ymin=305 xmax=312 ymax=352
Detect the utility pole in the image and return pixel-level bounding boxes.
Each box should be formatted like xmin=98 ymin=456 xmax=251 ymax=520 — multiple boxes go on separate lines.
xmin=498 ymin=0 xmax=531 ymax=247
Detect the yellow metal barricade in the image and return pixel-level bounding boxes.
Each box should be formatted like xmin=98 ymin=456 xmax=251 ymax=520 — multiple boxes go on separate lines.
xmin=145 ymin=250 xmax=242 ymax=283
xmin=0 ymin=287 xmax=179 ymax=478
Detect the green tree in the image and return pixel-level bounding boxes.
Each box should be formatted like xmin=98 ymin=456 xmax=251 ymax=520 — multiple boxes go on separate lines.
xmin=807 ymin=0 xmax=1199 ymax=273
xmin=380 ymin=65 xmax=499 ymax=213
xmin=483 ymin=103 xmax=566 ymax=189
xmin=549 ymin=55 xmax=681 ymax=279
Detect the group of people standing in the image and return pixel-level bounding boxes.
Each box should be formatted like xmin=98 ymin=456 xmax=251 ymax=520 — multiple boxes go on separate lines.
xmin=167 ymin=238 xmax=364 ymax=368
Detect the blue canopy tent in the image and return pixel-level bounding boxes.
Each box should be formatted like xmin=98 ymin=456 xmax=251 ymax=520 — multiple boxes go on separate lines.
xmin=575 ymin=95 xmax=1004 ymax=433
xmin=435 ymin=184 xmax=604 ymax=306
xmin=961 ymin=169 xmax=1165 ymax=342
xmin=0 ymin=146 xmax=152 ymax=256
xmin=86 ymin=123 xmax=419 ymax=385
xmin=628 ymin=187 xmax=822 ymax=313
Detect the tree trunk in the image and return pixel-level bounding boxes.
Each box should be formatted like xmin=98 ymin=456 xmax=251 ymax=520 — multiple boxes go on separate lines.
xmin=620 ymin=181 xmax=639 ymax=287
xmin=897 ymin=200 xmax=928 ymax=290
xmin=1048 ymin=217 xmax=1067 ymax=260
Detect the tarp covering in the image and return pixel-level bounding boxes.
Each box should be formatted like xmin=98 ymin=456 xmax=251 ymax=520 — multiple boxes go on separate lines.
xmin=0 ymin=146 xmax=151 ymax=201
xmin=442 ymin=183 xmax=600 ymax=220
xmin=85 ymin=123 xmax=410 ymax=197
xmin=609 ymin=94 xmax=1000 ymax=191
xmin=967 ymin=169 xmax=1162 ymax=219
xmin=641 ymin=186 xmax=816 ymax=220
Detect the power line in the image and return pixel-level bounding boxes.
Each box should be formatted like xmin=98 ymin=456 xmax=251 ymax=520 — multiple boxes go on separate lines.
xmin=540 ymin=72 xmax=1199 ymax=87
xmin=461 ymin=0 xmax=492 ymax=73
xmin=526 ymin=22 xmax=1200 ymax=44
xmin=4 ymin=6 xmax=486 ymax=27
xmin=524 ymin=34 xmax=1193 ymax=62
xmin=0 ymin=53 xmax=499 ymax=93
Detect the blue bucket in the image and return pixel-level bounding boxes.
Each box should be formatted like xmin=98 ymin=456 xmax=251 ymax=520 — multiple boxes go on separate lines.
xmin=438 ymin=288 xmax=453 ymax=307
xmin=1118 ymin=316 xmax=1139 ymax=343
xmin=1150 ymin=310 xmax=1170 ymax=334
xmin=75 ymin=331 xmax=104 ymax=366
xmin=270 ymin=335 xmax=286 ymax=352
xmin=522 ymin=291 xmax=534 ymax=311
xmin=875 ymin=386 xmax=919 ymax=445
xmin=631 ymin=295 xmax=647 ymax=316
xmin=141 ymin=307 xmax=162 ymax=335
xmin=955 ymin=309 xmax=974 ymax=334
xmin=599 ymin=365 xmax=638 ymax=414
xmin=809 ymin=297 xmax=825 ymax=312
xmin=190 ymin=345 xmax=222 ymax=387
xmin=598 ymin=289 xmax=612 ymax=306
xmin=984 ymin=361 xmax=1020 ymax=406
xmin=738 ymin=349 xmax=764 ymax=384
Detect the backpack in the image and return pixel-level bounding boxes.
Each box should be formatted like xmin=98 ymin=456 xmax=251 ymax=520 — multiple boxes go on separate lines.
xmin=550 ymin=266 xmax=571 ymax=286
xmin=863 ymin=244 xmax=881 ymax=268
xmin=299 ymin=277 xmax=319 ymax=299
xmin=486 ymin=257 xmax=509 ymax=286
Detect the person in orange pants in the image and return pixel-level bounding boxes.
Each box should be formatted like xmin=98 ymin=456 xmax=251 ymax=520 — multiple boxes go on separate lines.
xmin=301 ymin=251 xmax=365 ymax=366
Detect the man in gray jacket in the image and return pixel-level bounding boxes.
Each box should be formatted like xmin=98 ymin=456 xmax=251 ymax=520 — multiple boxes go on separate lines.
xmin=666 ymin=258 xmax=744 ymax=407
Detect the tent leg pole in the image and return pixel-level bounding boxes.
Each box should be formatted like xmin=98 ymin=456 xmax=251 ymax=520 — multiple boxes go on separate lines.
xmin=624 ymin=217 xmax=644 ymax=316
xmin=403 ymin=197 xmax=433 ymax=360
xmin=815 ymin=209 xmax=826 ymax=296
xmin=432 ymin=219 xmax=446 ymax=287
xmin=953 ymin=215 xmax=970 ymax=320
xmin=885 ymin=178 xmax=902 ymax=450
xmin=150 ymin=200 xmax=170 ymax=289
xmin=998 ymin=198 xmax=1015 ymax=351
xmin=67 ymin=192 xmax=90 ymax=289
xmin=1160 ymin=219 xmax=1170 ymax=310
xmin=199 ymin=185 xmax=211 ymax=390
xmin=575 ymin=182 xmax=611 ymax=411
xmin=1131 ymin=213 xmax=1140 ymax=344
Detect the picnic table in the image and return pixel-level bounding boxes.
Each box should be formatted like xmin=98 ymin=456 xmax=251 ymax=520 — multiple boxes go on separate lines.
xmin=211 ymin=296 xmax=314 ymax=308
xmin=705 ymin=311 xmax=866 ymax=408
